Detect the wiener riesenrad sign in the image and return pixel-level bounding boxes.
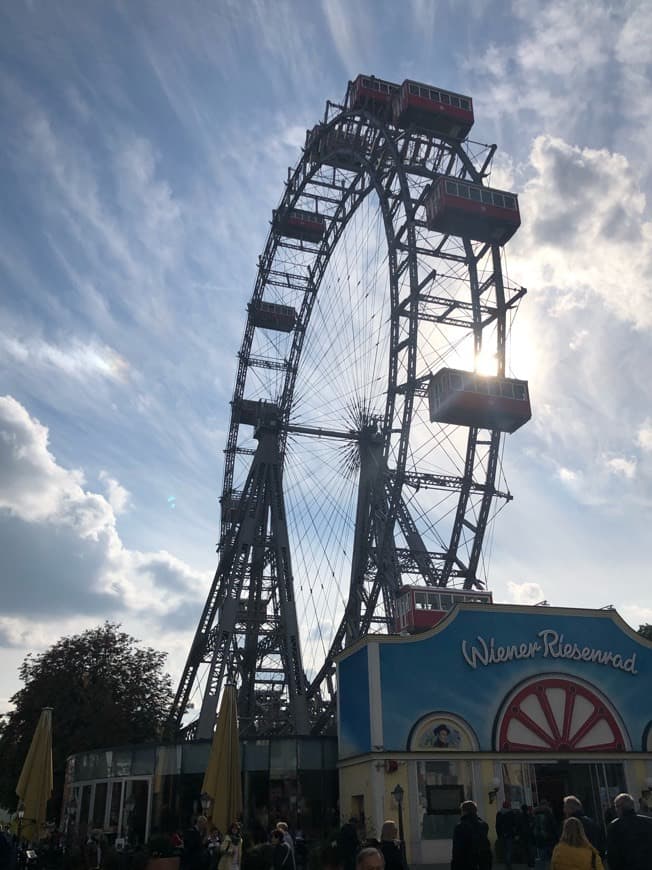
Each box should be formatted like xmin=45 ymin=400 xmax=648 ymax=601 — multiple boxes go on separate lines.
xmin=461 ymin=628 xmax=638 ymax=675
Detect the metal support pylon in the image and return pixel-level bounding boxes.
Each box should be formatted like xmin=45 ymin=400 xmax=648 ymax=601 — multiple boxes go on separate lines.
xmin=168 ymin=408 xmax=310 ymax=740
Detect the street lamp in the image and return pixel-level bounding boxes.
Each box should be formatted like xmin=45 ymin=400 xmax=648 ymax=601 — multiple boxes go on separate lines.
xmin=124 ymin=794 xmax=136 ymax=845
xmin=391 ymin=784 xmax=405 ymax=862
xmin=65 ymin=796 xmax=78 ymax=842
xmin=17 ymin=803 xmax=25 ymax=843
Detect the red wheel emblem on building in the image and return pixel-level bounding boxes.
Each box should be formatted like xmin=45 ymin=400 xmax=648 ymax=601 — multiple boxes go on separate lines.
xmin=497 ymin=677 xmax=627 ymax=752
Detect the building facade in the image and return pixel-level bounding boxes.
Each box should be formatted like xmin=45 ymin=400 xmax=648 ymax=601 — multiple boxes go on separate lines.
xmin=63 ymin=736 xmax=338 ymax=846
xmin=336 ymin=604 xmax=652 ymax=867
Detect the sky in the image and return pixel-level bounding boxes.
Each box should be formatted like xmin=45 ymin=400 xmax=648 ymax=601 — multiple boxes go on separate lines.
xmin=1 ymin=0 xmax=652 ymax=715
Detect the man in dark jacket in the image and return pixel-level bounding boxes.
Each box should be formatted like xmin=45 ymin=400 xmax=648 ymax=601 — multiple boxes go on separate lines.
xmin=182 ymin=816 xmax=208 ymax=870
xmin=518 ymin=806 xmax=535 ymax=869
xmin=379 ymin=820 xmax=404 ymax=870
xmin=495 ymin=802 xmax=518 ymax=870
xmin=606 ymin=792 xmax=652 ymax=870
xmin=336 ymin=819 xmax=360 ymax=870
xmin=451 ymin=801 xmax=492 ymax=870
xmin=271 ymin=830 xmax=292 ymax=870
xmin=562 ymin=795 xmax=604 ymax=856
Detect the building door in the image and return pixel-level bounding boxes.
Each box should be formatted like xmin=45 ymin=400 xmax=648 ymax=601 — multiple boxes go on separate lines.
xmin=533 ymin=762 xmax=626 ymax=831
xmin=533 ymin=763 xmax=568 ymax=822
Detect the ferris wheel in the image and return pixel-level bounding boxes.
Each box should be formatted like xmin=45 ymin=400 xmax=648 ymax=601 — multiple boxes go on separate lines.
xmin=169 ymin=75 xmax=530 ymax=740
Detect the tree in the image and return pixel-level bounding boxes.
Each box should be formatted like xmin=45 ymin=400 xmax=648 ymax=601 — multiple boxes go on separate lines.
xmin=638 ymin=623 xmax=652 ymax=642
xmin=0 ymin=622 xmax=173 ymax=815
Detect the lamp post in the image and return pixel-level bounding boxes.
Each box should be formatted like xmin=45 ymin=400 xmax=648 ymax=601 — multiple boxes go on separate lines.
xmin=65 ymin=796 xmax=78 ymax=848
xmin=17 ymin=803 xmax=25 ymax=844
xmin=391 ymin=784 xmax=405 ymax=862
xmin=124 ymin=795 xmax=136 ymax=846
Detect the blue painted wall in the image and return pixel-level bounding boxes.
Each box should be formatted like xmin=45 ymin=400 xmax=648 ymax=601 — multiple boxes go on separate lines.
xmin=338 ymin=608 xmax=652 ymax=757
xmin=337 ymin=644 xmax=371 ymax=757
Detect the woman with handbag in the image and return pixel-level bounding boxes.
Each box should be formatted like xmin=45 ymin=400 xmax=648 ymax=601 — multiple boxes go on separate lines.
xmin=218 ymin=823 xmax=242 ymax=870
xmin=551 ymin=818 xmax=603 ymax=870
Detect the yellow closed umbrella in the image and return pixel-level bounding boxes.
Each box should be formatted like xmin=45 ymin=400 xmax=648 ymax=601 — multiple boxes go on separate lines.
xmin=16 ymin=707 xmax=54 ymax=843
xmin=201 ymin=684 xmax=242 ymax=833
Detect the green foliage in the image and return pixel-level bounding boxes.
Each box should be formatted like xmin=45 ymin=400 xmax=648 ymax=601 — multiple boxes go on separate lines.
xmin=0 ymin=621 xmax=173 ymax=815
xmin=637 ymin=623 xmax=652 ymax=641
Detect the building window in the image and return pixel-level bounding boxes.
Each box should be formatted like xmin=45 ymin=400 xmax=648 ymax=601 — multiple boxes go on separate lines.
xmin=417 ymin=759 xmax=473 ymax=840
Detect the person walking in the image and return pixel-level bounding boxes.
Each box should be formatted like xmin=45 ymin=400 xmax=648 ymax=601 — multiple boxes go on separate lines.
xmin=495 ymin=801 xmax=518 ymax=870
xmin=271 ymin=829 xmax=292 ymax=870
xmin=336 ymin=818 xmax=359 ymax=870
xmin=379 ymin=820 xmax=404 ymax=870
xmin=519 ymin=805 xmax=536 ymax=869
xmin=276 ymin=823 xmax=295 ymax=870
xmin=182 ymin=816 xmax=209 ymax=870
xmin=533 ymin=802 xmax=557 ymax=868
xmin=605 ymin=791 xmax=652 ymax=870
xmin=451 ymin=800 xmax=492 ymax=870
xmin=551 ymin=818 xmax=602 ymax=870
xmin=217 ymin=823 xmax=242 ymax=870
xmin=562 ymin=797 xmax=603 ymax=857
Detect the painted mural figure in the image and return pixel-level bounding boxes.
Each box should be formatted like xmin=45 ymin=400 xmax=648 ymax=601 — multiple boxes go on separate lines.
xmin=421 ymin=723 xmax=462 ymax=749
xmin=605 ymin=792 xmax=652 ymax=870
xmin=450 ymin=800 xmax=492 ymax=870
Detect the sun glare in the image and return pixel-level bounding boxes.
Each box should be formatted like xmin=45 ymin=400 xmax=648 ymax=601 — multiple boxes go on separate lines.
xmin=474 ymin=347 xmax=499 ymax=376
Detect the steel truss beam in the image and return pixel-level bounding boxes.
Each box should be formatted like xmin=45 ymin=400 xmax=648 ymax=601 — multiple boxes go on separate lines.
xmin=167 ymin=418 xmax=310 ymax=740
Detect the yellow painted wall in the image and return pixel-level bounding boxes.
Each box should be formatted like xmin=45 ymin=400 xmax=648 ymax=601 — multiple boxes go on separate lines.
xmin=339 ymin=761 xmax=413 ymax=860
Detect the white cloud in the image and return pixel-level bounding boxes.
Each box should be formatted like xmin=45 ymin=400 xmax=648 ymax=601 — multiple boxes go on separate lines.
xmin=512 ymin=135 xmax=652 ymax=329
xmin=619 ymin=604 xmax=652 ymax=631
xmin=1 ymin=333 xmax=129 ymax=382
xmin=604 ymin=456 xmax=636 ymax=479
xmin=637 ymin=421 xmax=652 ymax=451
xmin=0 ymin=395 xmax=207 ymax=621
xmin=99 ymin=470 xmax=131 ymax=514
xmin=506 ymin=581 xmax=546 ymax=605
xmin=557 ymin=467 xmax=578 ymax=483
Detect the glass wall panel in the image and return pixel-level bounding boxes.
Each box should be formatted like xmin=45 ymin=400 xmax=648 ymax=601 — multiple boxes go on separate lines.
xmin=92 ymin=782 xmax=108 ymax=830
xmin=114 ymin=750 xmax=133 ymax=778
xmin=133 ymin=746 xmax=156 ymax=775
xmin=244 ymin=741 xmax=270 ymax=772
xmin=108 ymin=781 xmax=123 ymax=834
xmin=78 ymin=752 xmax=108 ymax=781
xmin=323 ymin=740 xmax=338 ymax=771
xmin=298 ymin=740 xmax=322 ymax=770
xmin=270 ymin=740 xmax=296 ymax=774
xmin=127 ymin=780 xmax=149 ymax=846
xmin=155 ymin=745 xmax=182 ymax=776
xmin=79 ymin=784 xmax=92 ymax=839
xmin=182 ymin=743 xmax=210 ymax=774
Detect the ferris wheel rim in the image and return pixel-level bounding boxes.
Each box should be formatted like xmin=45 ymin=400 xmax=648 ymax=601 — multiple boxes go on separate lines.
xmin=220 ymin=107 xmax=508 ymax=666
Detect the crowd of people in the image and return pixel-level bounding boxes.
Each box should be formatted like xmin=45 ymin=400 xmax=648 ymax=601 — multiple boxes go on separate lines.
xmin=177 ymin=818 xmax=309 ymax=870
xmin=3 ymin=792 xmax=652 ymax=870
xmin=451 ymin=790 xmax=652 ymax=869
xmin=331 ymin=818 xmax=407 ymax=870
